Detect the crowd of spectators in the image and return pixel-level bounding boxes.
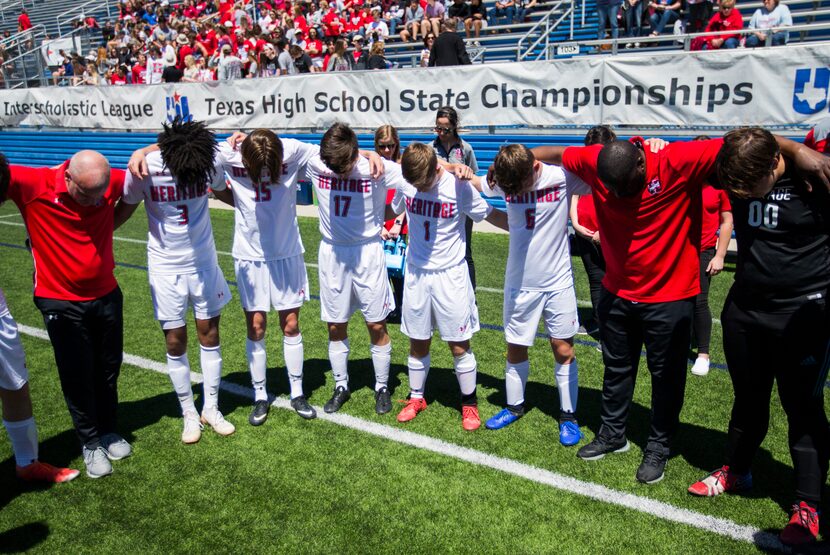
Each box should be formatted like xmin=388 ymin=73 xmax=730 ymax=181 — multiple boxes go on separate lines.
xmin=39 ymin=0 xmax=527 ymax=86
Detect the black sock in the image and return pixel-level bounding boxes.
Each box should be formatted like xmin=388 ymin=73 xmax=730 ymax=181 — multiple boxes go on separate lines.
xmin=461 ymin=392 xmax=477 ymax=406
xmin=507 ymin=403 xmax=524 ymax=416
xmin=559 ymin=410 xmax=577 ymax=423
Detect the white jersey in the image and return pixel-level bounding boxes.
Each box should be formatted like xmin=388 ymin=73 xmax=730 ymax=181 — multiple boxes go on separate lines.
xmin=123 ymin=150 xmax=226 ymax=275
xmin=216 ymin=139 xmax=318 ymax=261
xmin=483 ymin=164 xmax=589 ymax=291
xmin=146 ymin=56 xmax=165 ymax=84
xmin=0 ymin=287 xmax=7 ymax=317
xmin=392 ymin=170 xmax=492 ymax=272
xmin=306 ymin=156 xmax=404 ymax=245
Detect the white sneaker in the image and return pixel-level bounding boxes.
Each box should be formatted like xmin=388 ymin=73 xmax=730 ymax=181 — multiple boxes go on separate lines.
xmin=182 ymin=410 xmax=203 ymax=444
xmin=691 ymin=357 xmax=710 ymax=376
xmin=200 ymin=408 xmax=236 ymax=436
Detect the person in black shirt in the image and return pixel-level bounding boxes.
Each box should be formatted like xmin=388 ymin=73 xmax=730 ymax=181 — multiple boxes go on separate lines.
xmin=688 ymin=127 xmax=830 ymax=548
xmin=289 ymin=45 xmax=315 ymax=73
xmin=428 ymin=18 xmax=472 ymax=66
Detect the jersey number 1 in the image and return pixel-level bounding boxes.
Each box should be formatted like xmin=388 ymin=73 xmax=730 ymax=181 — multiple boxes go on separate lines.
xmin=525 ymin=208 xmax=536 ymax=230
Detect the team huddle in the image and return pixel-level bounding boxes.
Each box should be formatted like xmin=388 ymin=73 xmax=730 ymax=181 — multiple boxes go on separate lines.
xmin=0 ymin=117 xmax=828 ymax=548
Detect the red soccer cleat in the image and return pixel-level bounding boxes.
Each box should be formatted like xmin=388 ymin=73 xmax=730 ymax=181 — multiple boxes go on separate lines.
xmin=687 ymin=465 xmax=752 ymax=497
xmin=780 ymin=501 xmax=819 ymax=546
xmin=16 ymin=460 xmax=80 ymax=483
xmin=397 ymin=397 xmax=427 ymax=423
xmin=462 ymin=405 xmax=480 ymax=431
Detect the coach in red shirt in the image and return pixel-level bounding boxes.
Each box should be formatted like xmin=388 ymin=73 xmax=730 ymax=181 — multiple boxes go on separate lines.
xmin=7 ymin=150 xmax=132 ymax=479
xmin=533 ymin=134 xmax=830 ymax=484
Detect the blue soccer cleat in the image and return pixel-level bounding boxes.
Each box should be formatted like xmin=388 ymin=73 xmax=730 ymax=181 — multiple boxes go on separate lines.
xmin=559 ymin=420 xmax=583 ymax=446
xmin=485 ymin=408 xmax=521 ymax=430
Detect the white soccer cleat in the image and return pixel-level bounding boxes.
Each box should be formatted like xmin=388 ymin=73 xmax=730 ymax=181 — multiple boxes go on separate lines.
xmin=182 ymin=410 xmax=203 ymax=444
xmin=200 ymin=408 xmax=236 ymax=436
xmin=691 ymin=357 xmax=710 ymax=376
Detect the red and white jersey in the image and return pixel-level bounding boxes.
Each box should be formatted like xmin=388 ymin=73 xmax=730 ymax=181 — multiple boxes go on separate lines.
xmin=306 ymin=156 xmax=404 ymax=245
xmin=216 ymin=139 xmax=318 ymax=261
xmin=483 ymin=164 xmax=589 ymax=291
xmin=146 ymin=56 xmax=165 ymax=84
xmin=392 ymin=169 xmax=491 ymax=272
xmin=123 ymin=150 xmax=226 ymax=275
xmin=0 ymin=288 xmax=7 ymax=317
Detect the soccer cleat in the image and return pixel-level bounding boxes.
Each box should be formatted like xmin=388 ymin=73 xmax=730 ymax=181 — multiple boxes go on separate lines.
xmin=248 ymin=400 xmax=271 ymax=426
xmin=181 ymin=410 xmax=203 ymax=444
xmin=636 ymin=444 xmax=669 ymax=484
xmin=462 ymin=405 xmax=481 ymax=431
xmin=780 ymin=501 xmax=819 ymax=546
xmin=100 ymin=433 xmax=132 ymax=461
xmin=485 ymin=408 xmax=521 ymax=430
xmin=577 ymin=433 xmax=630 ymax=460
xmin=397 ymin=397 xmax=427 ymax=423
xmin=290 ymin=396 xmax=317 ymax=420
xmin=323 ymin=386 xmax=351 ymax=414
xmin=374 ymin=387 xmax=392 ymax=415
xmin=16 ymin=461 xmax=80 ymax=483
xmin=201 ymin=409 xmax=236 ymax=436
xmin=82 ymin=446 xmax=113 ymax=479
xmin=687 ymin=465 xmax=752 ymax=497
xmin=559 ymin=420 xmax=584 ymax=446
xmin=691 ymin=357 xmax=710 ymax=377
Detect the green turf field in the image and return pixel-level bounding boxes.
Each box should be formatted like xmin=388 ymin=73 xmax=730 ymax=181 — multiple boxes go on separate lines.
xmin=0 ymin=202 xmax=822 ymax=554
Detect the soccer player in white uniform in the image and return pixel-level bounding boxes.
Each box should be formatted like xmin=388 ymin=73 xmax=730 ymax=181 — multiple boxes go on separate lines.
xmin=0 ymin=157 xmax=79 ymax=483
xmin=116 ymin=119 xmax=234 ymax=444
xmin=307 ymin=123 xmax=405 ymax=415
xmin=214 ymin=129 xmax=319 ymax=424
xmin=390 ymin=142 xmax=508 ymax=431
xmin=475 ymin=144 xmax=590 ymax=446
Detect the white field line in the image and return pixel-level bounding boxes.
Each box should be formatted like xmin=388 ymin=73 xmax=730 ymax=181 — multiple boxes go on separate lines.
xmin=0 ymin=213 xmax=21 ymax=219
xmin=16 ymin=323 xmax=780 ymax=553
xmin=0 ymin=220 xmax=722 ymax=325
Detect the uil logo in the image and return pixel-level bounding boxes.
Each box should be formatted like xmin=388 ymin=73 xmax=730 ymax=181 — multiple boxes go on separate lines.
xmin=793 ymin=68 xmax=830 ymax=115
xmin=166 ymin=92 xmax=192 ymax=123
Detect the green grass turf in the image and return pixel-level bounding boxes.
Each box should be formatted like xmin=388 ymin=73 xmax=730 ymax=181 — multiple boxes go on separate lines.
xmin=0 ymin=203 xmax=822 ymax=553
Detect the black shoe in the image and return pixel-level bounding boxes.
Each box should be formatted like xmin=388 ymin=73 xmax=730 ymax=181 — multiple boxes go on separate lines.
xmin=248 ymin=400 xmax=270 ymax=426
xmin=324 ymin=386 xmax=351 ymax=413
xmin=576 ymin=433 xmax=630 ymax=460
xmin=375 ymin=387 xmax=392 ymax=415
xmin=386 ymin=310 xmax=401 ymax=325
xmin=290 ymin=395 xmax=317 ymax=420
xmin=636 ymin=443 xmax=669 ymax=484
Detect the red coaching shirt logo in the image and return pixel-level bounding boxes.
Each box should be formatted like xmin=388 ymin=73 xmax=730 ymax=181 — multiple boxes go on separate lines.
xmin=647 ymin=178 xmax=662 ymax=195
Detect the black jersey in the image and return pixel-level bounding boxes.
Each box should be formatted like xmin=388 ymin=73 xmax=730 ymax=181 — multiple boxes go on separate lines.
xmin=730 ymin=161 xmax=830 ymax=306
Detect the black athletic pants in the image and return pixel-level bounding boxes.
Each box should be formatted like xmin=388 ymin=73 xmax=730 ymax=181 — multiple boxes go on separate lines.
xmin=465 ymin=216 xmax=476 ymax=290
xmin=34 ymin=286 xmax=124 ymax=450
xmin=575 ymin=234 xmax=606 ymax=329
xmin=597 ymin=286 xmax=694 ymax=449
xmin=693 ymin=248 xmax=715 ymax=355
xmin=722 ymin=293 xmax=830 ymax=506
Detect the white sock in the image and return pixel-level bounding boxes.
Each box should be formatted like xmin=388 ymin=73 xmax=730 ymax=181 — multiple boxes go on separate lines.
xmin=408 ymin=354 xmax=430 ymax=399
xmin=200 ymin=345 xmax=223 ymax=412
xmin=329 ymin=339 xmax=350 ymax=389
xmin=370 ymin=342 xmax=392 ymax=391
xmin=284 ymin=334 xmax=305 ymax=399
xmin=505 ymin=360 xmax=529 ymax=407
xmin=246 ymin=339 xmax=268 ymax=402
xmin=167 ymin=352 xmax=197 ymax=414
xmin=555 ymin=359 xmax=579 ymax=414
xmin=4 ymin=417 xmax=38 ymax=466
xmin=454 ymin=351 xmax=478 ymax=396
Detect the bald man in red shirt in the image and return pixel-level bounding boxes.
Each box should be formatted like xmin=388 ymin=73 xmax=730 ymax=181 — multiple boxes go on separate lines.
xmin=7 ymin=150 xmax=132 ymax=479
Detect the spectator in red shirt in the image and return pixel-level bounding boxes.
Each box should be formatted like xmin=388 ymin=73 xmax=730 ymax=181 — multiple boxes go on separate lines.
xmin=131 ymin=52 xmax=148 ymax=84
xmin=533 ymin=133 xmax=830 ymax=484
xmin=5 ymin=150 xmax=139 ymax=479
xmin=703 ymin=0 xmax=743 ymax=49
xmin=17 ymin=9 xmax=32 ymax=32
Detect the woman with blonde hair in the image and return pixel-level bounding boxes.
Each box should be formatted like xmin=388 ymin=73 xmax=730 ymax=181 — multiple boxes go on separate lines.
xmin=182 ymin=54 xmax=199 ymax=81
xmin=366 ymin=40 xmax=388 ymax=69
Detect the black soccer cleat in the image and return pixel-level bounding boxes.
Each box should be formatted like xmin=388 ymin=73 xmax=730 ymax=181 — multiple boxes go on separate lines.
xmin=324 ymin=386 xmax=351 ymax=413
xmin=290 ymin=395 xmax=317 ymax=420
xmin=576 ymin=433 xmax=630 ymax=461
xmin=374 ymin=387 xmax=392 ymax=415
xmin=248 ymin=400 xmax=271 ymax=426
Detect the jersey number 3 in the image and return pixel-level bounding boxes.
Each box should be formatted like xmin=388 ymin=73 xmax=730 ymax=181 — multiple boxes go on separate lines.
xmin=525 ymin=208 xmax=536 ymax=230
xmin=176 ymin=204 xmax=189 ymax=225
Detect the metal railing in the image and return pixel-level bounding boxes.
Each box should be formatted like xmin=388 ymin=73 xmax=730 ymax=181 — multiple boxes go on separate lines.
xmin=56 ymin=0 xmax=115 ymax=36
xmin=0 ymin=0 xmax=33 ymax=24
xmin=0 ymin=25 xmax=49 ymax=88
xmin=516 ymin=0 xmax=575 ymax=60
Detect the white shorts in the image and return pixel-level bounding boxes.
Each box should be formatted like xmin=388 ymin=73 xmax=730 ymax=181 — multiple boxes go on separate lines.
xmin=503 ymin=287 xmax=579 ymax=346
xmin=149 ymin=266 xmax=232 ymax=330
xmin=401 ymin=263 xmax=480 ymax=342
xmin=235 ymin=255 xmax=310 ymax=312
xmin=0 ymin=311 xmax=28 ymax=391
xmin=318 ymin=240 xmax=394 ymax=323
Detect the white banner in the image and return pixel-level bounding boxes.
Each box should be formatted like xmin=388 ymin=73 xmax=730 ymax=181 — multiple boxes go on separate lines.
xmin=2 ymin=43 xmax=830 ymax=130
xmin=40 ymin=37 xmax=82 ymax=67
